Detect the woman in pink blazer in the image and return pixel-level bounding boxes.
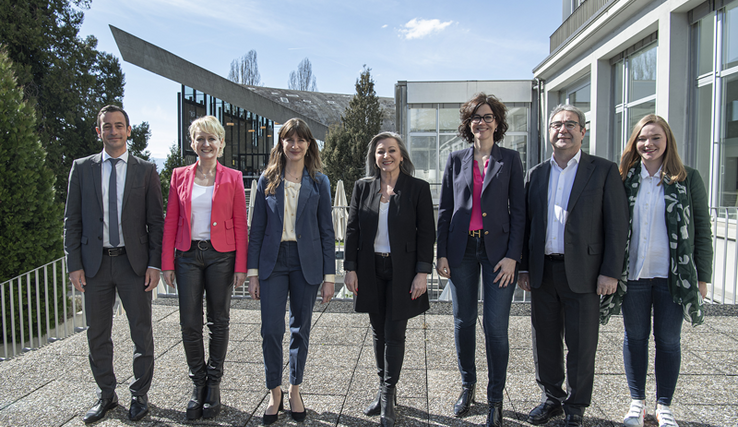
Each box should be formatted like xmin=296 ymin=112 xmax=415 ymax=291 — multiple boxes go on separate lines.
xmin=162 ymin=116 xmax=248 ymax=420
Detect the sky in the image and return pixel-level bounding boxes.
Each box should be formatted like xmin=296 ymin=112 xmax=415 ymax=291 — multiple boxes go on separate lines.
xmin=78 ymin=0 xmax=562 ymax=162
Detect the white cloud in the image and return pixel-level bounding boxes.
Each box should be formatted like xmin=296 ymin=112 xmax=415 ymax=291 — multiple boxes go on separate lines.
xmin=399 ymin=18 xmax=453 ymax=40
xmin=381 ymin=24 xmax=388 ymax=28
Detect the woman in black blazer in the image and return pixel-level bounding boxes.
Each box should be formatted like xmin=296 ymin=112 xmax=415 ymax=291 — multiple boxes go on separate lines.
xmin=436 ymin=93 xmax=525 ymax=426
xmin=344 ymin=131 xmax=435 ymax=427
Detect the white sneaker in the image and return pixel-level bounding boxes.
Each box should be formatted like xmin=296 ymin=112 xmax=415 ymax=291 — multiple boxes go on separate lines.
xmin=655 ymin=404 xmax=679 ymax=427
xmin=623 ymin=399 xmax=645 ymax=427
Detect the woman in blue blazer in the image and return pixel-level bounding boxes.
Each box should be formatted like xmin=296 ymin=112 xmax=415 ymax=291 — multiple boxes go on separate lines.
xmin=436 ymin=93 xmax=526 ymax=426
xmin=247 ymin=118 xmax=336 ymax=424
xmin=344 ymin=132 xmax=435 ymax=427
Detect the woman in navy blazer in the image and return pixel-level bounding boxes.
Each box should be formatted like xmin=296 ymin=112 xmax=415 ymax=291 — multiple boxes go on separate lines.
xmin=436 ymin=93 xmax=525 ymax=426
xmin=247 ymin=118 xmax=335 ymax=424
xmin=162 ymin=116 xmax=248 ymax=420
xmin=344 ymin=132 xmax=435 ymax=427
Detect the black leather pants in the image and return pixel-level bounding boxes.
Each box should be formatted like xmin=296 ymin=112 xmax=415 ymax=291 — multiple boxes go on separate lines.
xmin=175 ymin=241 xmax=235 ymax=386
xmin=368 ymin=255 xmax=408 ymax=388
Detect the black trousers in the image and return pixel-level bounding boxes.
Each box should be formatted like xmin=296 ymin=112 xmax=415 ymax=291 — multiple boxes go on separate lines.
xmin=175 ymin=241 xmax=235 ymax=386
xmin=368 ymin=255 xmax=408 ymax=389
xmin=530 ymin=258 xmax=600 ymax=417
xmin=84 ymin=252 xmax=154 ymax=399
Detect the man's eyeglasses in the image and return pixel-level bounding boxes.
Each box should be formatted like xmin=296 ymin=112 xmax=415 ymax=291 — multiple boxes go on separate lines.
xmin=470 ymin=114 xmax=495 ymax=124
xmin=549 ymin=121 xmax=582 ymax=130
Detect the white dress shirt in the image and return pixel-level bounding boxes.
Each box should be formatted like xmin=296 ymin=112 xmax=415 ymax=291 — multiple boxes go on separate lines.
xmin=628 ymin=166 xmax=669 ymax=280
xmin=102 ymin=150 xmax=128 ymax=248
xmin=545 ymin=150 xmax=581 ymax=255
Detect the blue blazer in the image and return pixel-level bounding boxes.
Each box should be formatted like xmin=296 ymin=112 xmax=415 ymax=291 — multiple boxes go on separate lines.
xmin=437 ymin=145 xmax=526 ymax=268
xmin=247 ymin=170 xmax=336 ymax=285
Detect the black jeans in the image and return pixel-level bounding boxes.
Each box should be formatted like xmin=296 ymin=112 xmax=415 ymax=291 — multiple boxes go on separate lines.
xmin=175 ymin=240 xmax=235 ymax=386
xmin=368 ymin=254 xmax=408 ymax=389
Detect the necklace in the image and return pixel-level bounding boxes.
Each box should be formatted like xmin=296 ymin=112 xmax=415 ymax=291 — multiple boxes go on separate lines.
xmin=286 ymin=170 xmax=302 ymax=182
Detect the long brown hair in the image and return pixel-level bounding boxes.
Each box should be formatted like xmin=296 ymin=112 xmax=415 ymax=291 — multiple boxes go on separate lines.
xmin=619 ymin=114 xmax=686 ymax=184
xmin=263 ymin=118 xmax=323 ymax=195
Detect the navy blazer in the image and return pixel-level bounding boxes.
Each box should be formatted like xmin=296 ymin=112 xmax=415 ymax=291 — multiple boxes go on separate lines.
xmin=521 ymin=151 xmax=629 ymax=292
xmin=247 ymin=170 xmax=336 ymax=285
xmin=437 ymin=145 xmax=526 ymax=268
xmin=344 ymin=173 xmax=435 ymax=320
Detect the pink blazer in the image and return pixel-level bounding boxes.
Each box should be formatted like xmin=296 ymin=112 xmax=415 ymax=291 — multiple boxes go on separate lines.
xmin=162 ymin=162 xmax=248 ymax=272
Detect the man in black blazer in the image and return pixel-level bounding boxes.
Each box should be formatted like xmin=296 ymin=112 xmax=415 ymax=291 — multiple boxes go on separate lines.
xmin=64 ymin=105 xmax=164 ymax=423
xmin=518 ymin=105 xmax=628 ymax=427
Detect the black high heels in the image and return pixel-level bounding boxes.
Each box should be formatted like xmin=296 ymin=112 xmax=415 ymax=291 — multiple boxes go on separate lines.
xmin=262 ymin=391 xmax=283 ymax=425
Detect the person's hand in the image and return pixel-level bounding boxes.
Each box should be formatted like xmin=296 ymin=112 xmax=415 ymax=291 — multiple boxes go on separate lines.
xmin=233 ymin=272 xmax=247 ymax=289
xmin=518 ymin=272 xmax=531 ymax=292
xmin=69 ymin=269 xmax=86 ymax=292
xmin=596 ymin=275 xmax=618 ymax=295
xmin=162 ymin=270 xmax=176 ymax=288
xmin=249 ymin=276 xmax=260 ymax=300
xmin=436 ymin=257 xmax=450 ymax=278
xmin=344 ymin=271 xmax=358 ymax=294
xmin=321 ymin=281 xmax=334 ymax=304
xmin=493 ymin=257 xmax=517 ymax=288
xmin=144 ymin=268 xmax=160 ymax=292
xmin=410 ymin=273 xmax=428 ymax=300
xmin=699 ymin=281 xmax=708 ymax=298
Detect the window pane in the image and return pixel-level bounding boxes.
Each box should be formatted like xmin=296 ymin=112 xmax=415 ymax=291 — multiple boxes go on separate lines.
xmin=628 ymin=44 xmax=657 ymax=101
xmin=439 ymin=108 xmax=459 ymax=133
xmin=409 ymin=135 xmax=438 ymax=182
xmin=614 ymin=61 xmax=624 ymax=106
xmin=507 ymin=107 xmax=528 ymax=132
xmin=697 ymin=14 xmax=715 ymax=76
xmin=721 ymin=73 xmax=738 ymax=206
xmin=627 ymin=100 xmax=656 ymax=133
xmin=499 ymin=134 xmax=527 ymax=171
xmin=613 ymin=111 xmax=623 ymax=162
xmin=569 ymin=84 xmax=591 ymax=113
xmin=409 ymin=108 xmax=436 ymax=132
xmin=695 ymin=84 xmax=713 ymax=187
xmin=724 ymin=3 xmax=738 ymax=69
xmin=581 ymin=122 xmax=590 ymax=154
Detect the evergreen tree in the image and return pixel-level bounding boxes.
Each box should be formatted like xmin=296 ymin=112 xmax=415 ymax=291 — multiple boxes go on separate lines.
xmin=322 ymin=66 xmax=383 ymax=198
xmin=160 ymin=143 xmax=185 ymax=211
xmin=129 ymin=121 xmax=152 ymax=161
xmin=0 ymin=0 xmax=126 ymax=204
xmin=0 ymin=48 xmax=63 ymax=282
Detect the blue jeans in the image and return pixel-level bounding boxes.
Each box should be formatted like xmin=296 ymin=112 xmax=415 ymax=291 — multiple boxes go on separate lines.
xmin=449 ymin=235 xmax=516 ymax=402
xmin=622 ymin=278 xmax=683 ymax=406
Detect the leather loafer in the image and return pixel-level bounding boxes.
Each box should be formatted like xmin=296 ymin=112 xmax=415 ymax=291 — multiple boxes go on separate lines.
xmin=453 ymin=384 xmax=475 ymax=417
xmin=128 ymin=395 xmax=149 ymax=421
xmin=486 ymin=401 xmax=503 ymax=427
xmin=565 ymin=414 xmax=583 ymax=427
xmin=526 ymin=401 xmax=563 ymax=425
xmin=83 ymin=395 xmax=118 ymax=424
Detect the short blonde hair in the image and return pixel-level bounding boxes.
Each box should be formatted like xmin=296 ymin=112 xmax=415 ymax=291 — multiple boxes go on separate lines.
xmin=189 ymin=115 xmax=226 ymax=157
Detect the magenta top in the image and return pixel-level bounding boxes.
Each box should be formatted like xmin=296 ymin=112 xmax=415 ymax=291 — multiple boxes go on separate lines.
xmin=469 ymin=159 xmax=488 ymax=231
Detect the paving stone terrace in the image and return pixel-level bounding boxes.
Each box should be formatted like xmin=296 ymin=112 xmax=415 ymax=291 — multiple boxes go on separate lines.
xmin=0 ymin=299 xmax=736 ymax=427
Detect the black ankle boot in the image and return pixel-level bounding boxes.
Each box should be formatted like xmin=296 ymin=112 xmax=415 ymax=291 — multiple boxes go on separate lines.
xmin=202 ymin=383 xmax=221 ymax=419
xmin=365 ymin=389 xmax=381 ymax=416
xmin=380 ymin=386 xmax=396 ymax=427
xmin=186 ymin=385 xmax=207 ymax=420
xmin=486 ymin=400 xmax=503 ymax=427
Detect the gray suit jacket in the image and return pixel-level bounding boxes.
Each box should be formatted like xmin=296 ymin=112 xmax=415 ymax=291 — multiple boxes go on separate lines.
xmin=64 ymin=152 xmax=164 ymax=277
xmin=521 ymin=151 xmax=628 ymax=292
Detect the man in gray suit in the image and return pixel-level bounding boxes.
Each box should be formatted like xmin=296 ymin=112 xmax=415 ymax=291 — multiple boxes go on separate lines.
xmin=518 ymin=104 xmax=628 ymax=427
xmin=64 ymin=105 xmax=164 ymax=423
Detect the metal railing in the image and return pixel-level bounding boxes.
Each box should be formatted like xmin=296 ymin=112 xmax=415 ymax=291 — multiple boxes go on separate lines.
xmin=550 ymin=0 xmax=616 ymax=53
xmin=2 ymin=206 xmax=733 ymax=361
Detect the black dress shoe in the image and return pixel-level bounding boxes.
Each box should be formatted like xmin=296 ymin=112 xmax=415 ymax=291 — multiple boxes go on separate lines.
xmin=263 ymin=391 xmax=283 ymax=425
xmin=186 ymin=385 xmax=207 ymax=420
xmin=290 ymin=391 xmax=306 ymax=422
xmin=453 ymin=384 xmax=475 ymax=417
xmin=526 ymin=401 xmax=563 ymax=425
xmin=486 ymin=401 xmax=503 ymax=427
xmin=565 ymin=414 xmax=583 ymax=427
xmin=128 ymin=395 xmax=149 ymax=421
xmin=202 ymin=384 xmax=221 ymax=419
xmin=83 ymin=395 xmax=118 ymax=424
xmin=365 ymin=387 xmax=397 ymax=416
